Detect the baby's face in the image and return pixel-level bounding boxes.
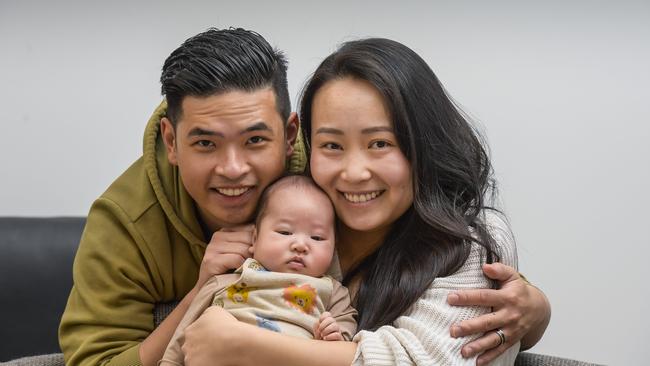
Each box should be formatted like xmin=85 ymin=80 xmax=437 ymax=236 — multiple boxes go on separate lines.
xmin=253 ymin=185 xmax=335 ymax=277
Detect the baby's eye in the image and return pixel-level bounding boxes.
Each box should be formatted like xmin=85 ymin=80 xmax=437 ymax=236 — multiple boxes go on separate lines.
xmin=311 ymin=235 xmax=325 ymax=241
xmin=276 ymin=231 xmax=292 ymax=236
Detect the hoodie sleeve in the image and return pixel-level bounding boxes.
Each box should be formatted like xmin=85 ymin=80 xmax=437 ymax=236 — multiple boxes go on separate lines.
xmin=59 ymin=197 xmax=161 ymax=366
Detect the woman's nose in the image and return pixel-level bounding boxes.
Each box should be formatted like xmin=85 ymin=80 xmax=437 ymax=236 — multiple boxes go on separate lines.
xmin=341 ymin=153 xmax=371 ymax=183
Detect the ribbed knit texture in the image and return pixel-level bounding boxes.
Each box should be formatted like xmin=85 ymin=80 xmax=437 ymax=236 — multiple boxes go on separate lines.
xmin=352 ymin=212 xmax=520 ymax=366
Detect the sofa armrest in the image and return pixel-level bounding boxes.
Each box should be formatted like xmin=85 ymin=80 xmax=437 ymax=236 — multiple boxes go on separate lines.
xmin=515 ymin=351 xmax=604 ymax=366
xmin=0 ymin=353 xmax=65 ymax=366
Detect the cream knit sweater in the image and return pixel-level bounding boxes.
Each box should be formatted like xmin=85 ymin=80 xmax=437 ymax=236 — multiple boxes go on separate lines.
xmin=351 ymin=213 xmax=520 ymax=366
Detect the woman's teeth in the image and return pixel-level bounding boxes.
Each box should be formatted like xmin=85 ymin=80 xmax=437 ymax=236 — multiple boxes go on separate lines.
xmin=343 ymin=191 xmax=382 ymax=203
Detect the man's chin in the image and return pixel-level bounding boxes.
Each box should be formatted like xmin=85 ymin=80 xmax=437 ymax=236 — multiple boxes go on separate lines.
xmin=197 ymin=203 xmax=256 ymax=231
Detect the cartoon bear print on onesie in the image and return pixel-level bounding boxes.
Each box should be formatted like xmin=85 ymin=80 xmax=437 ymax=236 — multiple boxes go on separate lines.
xmin=283 ymin=284 xmax=318 ymax=314
xmin=227 ymin=282 xmax=253 ymax=303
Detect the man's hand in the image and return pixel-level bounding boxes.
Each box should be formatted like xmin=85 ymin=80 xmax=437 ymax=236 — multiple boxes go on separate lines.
xmin=313 ymin=312 xmax=343 ymax=341
xmin=195 ymin=224 xmax=254 ymax=290
xmin=447 ymin=263 xmax=551 ymax=366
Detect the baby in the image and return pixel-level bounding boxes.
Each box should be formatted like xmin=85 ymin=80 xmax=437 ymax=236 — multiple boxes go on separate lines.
xmin=160 ymin=175 xmax=357 ymax=365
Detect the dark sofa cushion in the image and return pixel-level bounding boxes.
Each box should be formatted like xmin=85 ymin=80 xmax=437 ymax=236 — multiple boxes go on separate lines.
xmin=0 ymin=217 xmax=85 ymax=361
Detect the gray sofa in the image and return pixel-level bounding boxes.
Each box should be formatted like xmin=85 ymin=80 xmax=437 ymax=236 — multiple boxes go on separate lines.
xmin=0 ymin=217 xmax=600 ymax=365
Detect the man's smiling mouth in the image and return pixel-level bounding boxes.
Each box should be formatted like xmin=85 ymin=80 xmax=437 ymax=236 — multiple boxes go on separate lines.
xmin=213 ymin=187 xmax=252 ymax=197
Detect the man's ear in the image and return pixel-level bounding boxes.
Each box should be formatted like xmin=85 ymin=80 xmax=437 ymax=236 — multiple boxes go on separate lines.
xmin=160 ymin=117 xmax=178 ymax=166
xmin=284 ymin=112 xmax=299 ymax=158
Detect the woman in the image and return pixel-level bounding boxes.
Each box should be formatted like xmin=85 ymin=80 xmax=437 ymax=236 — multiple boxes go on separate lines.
xmin=181 ymin=38 xmax=551 ymax=365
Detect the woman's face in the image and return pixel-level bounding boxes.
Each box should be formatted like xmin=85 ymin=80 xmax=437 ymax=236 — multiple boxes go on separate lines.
xmin=309 ymin=77 xmax=413 ymax=233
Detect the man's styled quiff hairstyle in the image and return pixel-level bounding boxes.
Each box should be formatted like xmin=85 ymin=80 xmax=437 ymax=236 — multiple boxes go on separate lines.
xmin=160 ymin=27 xmax=291 ymax=126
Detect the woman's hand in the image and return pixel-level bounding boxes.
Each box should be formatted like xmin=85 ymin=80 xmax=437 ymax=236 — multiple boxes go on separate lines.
xmin=447 ymin=263 xmax=551 ymax=366
xmin=182 ymin=306 xmax=247 ymax=366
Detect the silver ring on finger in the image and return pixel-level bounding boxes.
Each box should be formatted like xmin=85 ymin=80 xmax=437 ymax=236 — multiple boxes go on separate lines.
xmin=495 ymin=328 xmax=506 ymax=347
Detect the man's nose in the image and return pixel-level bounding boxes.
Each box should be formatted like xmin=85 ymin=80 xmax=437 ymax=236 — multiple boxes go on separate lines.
xmin=215 ymin=147 xmax=251 ymax=179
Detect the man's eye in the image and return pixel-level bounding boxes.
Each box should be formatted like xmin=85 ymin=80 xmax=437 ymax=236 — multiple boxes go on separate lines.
xmin=322 ymin=142 xmax=342 ymax=150
xmin=311 ymin=235 xmax=324 ymax=241
xmin=276 ymin=231 xmax=292 ymax=235
xmin=247 ymin=136 xmax=266 ymax=144
xmin=196 ymin=140 xmax=214 ymax=148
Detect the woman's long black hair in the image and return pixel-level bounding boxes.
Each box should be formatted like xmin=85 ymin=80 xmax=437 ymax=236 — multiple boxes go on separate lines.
xmin=300 ymin=38 xmax=500 ymax=331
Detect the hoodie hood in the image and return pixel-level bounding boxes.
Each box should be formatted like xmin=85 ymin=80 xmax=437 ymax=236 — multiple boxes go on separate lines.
xmin=142 ymin=101 xmax=205 ymax=247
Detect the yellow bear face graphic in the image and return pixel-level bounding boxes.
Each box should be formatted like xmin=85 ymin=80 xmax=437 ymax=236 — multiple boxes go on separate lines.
xmin=227 ymin=282 xmax=251 ymax=304
xmin=283 ymin=284 xmax=318 ymax=314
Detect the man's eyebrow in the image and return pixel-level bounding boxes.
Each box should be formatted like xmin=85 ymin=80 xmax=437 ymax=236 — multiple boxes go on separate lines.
xmin=187 ymin=127 xmax=223 ymax=138
xmin=315 ymin=127 xmax=343 ymax=135
xmin=361 ymin=126 xmax=393 ymax=134
xmin=241 ymin=122 xmax=273 ymax=135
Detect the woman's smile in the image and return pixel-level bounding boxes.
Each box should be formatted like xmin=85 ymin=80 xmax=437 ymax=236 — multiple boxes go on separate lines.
xmin=340 ymin=190 xmax=385 ymax=204
xmin=310 ymin=77 xmax=413 ymax=233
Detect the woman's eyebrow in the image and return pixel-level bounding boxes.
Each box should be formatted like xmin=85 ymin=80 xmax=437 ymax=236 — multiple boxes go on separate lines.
xmin=315 ymin=127 xmax=343 ymax=135
xmin=361 ymin=126 xmax=393 ymax=134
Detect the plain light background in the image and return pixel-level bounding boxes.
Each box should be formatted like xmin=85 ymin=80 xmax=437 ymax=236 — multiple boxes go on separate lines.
xmin=2 ymin=1 xmax=648 ymax=364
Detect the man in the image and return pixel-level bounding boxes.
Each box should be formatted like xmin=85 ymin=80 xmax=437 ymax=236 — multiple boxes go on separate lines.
xmin=59 ymin=28 xmax=549 ymax=366
xmin=59 ymin=28 xmax=303 ymax=366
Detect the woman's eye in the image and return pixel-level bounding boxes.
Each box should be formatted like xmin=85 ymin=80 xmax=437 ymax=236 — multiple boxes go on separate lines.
xmin=370 ymin=140 xmax=391 ymax=149
xmin=276 ymin=231 xmax=292 ymax=235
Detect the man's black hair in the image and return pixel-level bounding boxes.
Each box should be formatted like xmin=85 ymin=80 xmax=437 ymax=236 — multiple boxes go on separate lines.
xmin=161 ymin=28 xmax=290 ymax=126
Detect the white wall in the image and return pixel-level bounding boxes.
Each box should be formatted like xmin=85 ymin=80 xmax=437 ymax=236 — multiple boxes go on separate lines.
xmin=2 ymin=1 xmax=648 ymax=364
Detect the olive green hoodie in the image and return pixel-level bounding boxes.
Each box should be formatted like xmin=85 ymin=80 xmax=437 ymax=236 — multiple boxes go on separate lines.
xmin=58 ymin=102 xmax=306 ymax=366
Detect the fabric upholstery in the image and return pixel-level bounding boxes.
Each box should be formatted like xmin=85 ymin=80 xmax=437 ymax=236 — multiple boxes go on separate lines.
xmin=0 ymin=217 xmax=85 ymax=362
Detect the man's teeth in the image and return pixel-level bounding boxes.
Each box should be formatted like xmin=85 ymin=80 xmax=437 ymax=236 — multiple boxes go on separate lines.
xmin=217 ymin=187 xmax=250 ymax=196
xmin=343 ymin=191 xmax=382 ymax=203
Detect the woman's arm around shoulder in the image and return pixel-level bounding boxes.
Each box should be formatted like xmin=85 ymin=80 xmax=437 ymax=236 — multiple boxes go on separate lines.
xmin=352 ymin=238 xmax=519 ymax=366
xmin=447 ymin=211 xmax=551 ymax=365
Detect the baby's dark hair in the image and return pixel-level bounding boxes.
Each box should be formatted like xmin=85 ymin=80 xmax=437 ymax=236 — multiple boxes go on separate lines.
xmin=254 ymin=174 xmax=333 ymax=228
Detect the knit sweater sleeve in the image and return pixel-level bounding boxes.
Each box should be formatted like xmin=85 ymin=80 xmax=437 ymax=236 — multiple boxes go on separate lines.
xmin=351 ymin=212 xmax=520 ymax=366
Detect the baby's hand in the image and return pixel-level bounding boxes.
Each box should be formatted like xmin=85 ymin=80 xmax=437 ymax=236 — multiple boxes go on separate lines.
xmin=313 ymin=312 xmax=343 ymax=341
